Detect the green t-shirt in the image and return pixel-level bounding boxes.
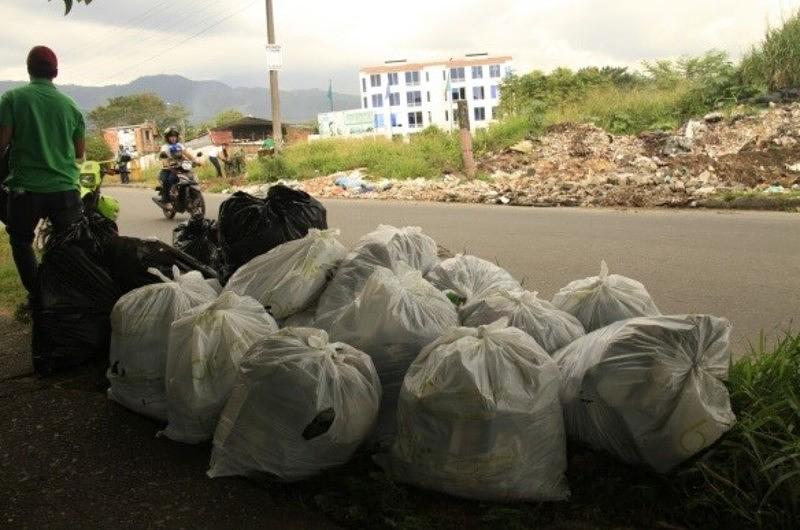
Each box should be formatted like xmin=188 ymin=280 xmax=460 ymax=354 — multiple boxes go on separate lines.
xmin=0 ymin=78 xmax=85 ymax=193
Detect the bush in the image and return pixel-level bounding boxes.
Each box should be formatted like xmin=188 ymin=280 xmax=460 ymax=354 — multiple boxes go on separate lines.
xmin=85 ymin=133 xmax=113 ymax=161
xmin=741 ymin=10 xmax=800 ymax=91
xmin=246 ymin=155 xmax=298 ymax=183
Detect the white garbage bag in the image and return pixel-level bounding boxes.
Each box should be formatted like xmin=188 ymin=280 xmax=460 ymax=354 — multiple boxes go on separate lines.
xmin=426 ymin=255 xmax=521 ymax=307
xmin=551 ymin=261 xmax=660 ymax=332
xmin=383 ymin=320 xmax=570 ymax=501
xmin=208 ymin=328 xmax=381 ymax=481
xmin=224 ymin=229 xmax=346 ymax=319
xmin=315 ymin=225 xmax=439 ymax=330
xmin=329 ymin=263 xmax=459 ymax=441
xmin=161 ymin=291 xmax=279 ymax=443
xmin=107 ymin=267 xmax=217 ymax=421
xmin=280 ymin=307 xmax=317 ymax=328
xmin=461 ymin=290 xmax=585 ymax=353
xmin=554 ymin=314 xmax=735 ymax=473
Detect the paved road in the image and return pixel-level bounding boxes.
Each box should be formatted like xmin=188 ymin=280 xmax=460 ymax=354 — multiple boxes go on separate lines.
xmin=113 ymin=187 xmax=800 ymax=352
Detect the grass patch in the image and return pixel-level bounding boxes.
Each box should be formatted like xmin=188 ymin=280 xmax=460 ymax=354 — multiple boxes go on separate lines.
xmin=0 ymin=231 xmax=27 ymax=314
xmin=702 ymin=190 xmax=800 ymax=211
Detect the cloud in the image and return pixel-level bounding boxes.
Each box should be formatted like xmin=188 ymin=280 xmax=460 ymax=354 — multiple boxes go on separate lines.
xmin=1 ymin=0 xmax=798 ymax=93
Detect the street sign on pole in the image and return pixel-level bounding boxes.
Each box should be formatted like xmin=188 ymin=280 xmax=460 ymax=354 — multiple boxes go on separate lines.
xmin=265 ymin=44 xmax=283 ymax=71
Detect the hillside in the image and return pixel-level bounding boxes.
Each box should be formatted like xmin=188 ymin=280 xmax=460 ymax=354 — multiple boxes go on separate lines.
xmin=0 ymin=75 xmax=360 ymax=123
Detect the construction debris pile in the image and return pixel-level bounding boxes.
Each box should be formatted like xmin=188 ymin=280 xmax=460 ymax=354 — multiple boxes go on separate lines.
xmin=239 ymin=103 xmax=800 ymax=208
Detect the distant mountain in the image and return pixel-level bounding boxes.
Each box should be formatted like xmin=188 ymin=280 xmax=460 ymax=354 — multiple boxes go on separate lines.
xmin=0 ymin=75 xmax=360 ymax=124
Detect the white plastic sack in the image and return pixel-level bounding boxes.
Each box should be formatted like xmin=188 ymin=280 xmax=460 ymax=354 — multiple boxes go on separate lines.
xmin=554 ymin=314 xmax=735 ymax=473
xmin=224 ymin=229 xmax=346 ymax=319
xmin=315 ymin=225 xmax=439 ymax=330
xmin=461 ymin=290 xmax=585 ymax=353
xmin=551 ymin=261 xmax=660 ymax=332
xmin=107 ymin=267 xmax=217 ymax=421
xmin=426 ymin=254 xmax=521 ymax=307
xmin=161 ymin=291 xmax=279 ymax=443
xmin=383 ymin=320 xmax=569 ymax=501
xmin=208 ymin=328 xmax=381 ymax=481
xmin=329 ymin=263 xmax=459 ymax=441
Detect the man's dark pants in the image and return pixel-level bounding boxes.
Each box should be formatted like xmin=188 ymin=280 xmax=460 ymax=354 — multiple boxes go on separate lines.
xmin=209 ymin=156 xmax=223 ymax=178
xmin=5 ymin=189 xmax=82 ymax=297
xmin=159 ymin=169 xmax=178 ymax=201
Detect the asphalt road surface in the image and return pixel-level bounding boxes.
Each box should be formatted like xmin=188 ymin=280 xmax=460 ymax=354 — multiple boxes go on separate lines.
xmin=113 ymin=187 xmax=800 ymax=352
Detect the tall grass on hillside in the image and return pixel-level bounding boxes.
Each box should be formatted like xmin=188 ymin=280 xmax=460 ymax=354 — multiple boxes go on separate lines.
xmin=543 ymin=84 xmax=691 ymax=134
xmin=680 ymin=332 xmax=800 ymax=529
xmin=741 ymin=10 xmax=800 ymax=91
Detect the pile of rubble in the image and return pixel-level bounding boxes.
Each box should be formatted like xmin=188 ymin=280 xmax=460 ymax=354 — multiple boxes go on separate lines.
xmin=237 ymin=103 xmax=800 ymax=208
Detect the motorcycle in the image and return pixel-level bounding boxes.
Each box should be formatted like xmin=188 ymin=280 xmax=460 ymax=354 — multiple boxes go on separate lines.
xmin=153 ymin=154 xmax=206 ymax=220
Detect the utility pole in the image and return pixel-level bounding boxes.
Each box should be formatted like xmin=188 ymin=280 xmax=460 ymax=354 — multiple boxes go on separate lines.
xmin=457 ymin=100 xmax=476 ymax=179
xmin=265 ymin=0 xmax=283 ymax=150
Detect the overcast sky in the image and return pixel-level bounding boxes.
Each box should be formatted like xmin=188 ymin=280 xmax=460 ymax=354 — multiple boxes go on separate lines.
xmin=1 ymin=0 xmax=798 ymax=94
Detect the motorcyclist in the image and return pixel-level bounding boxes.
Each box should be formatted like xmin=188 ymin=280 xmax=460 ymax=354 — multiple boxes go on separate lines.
xmin=156 ymin=126 xmax=196 ymax=203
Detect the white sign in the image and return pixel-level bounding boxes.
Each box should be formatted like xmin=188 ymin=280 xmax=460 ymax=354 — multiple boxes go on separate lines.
xmin=265 ymin=44 xmax=283 ymax=71
xmin=318 ymin=109 xmax=376 ymax=138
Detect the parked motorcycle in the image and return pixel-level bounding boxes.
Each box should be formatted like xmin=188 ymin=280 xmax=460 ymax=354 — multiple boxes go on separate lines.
xmin=153 ymin=154 xmax=205 ymax=220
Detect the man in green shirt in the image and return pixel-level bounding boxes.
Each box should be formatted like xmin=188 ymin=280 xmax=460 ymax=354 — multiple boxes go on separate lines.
xmin=0 ymin=46 xmax=85 ymax=303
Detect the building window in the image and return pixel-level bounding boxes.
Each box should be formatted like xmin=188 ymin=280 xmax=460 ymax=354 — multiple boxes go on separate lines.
xmin=451 ymin=87 xmax=466 ymax=100
xmin=371 ymin=94 xmax=383 ymax=108
xmin=406 ymin=90 xmax=422 ymax=107
xmin=391 ymin=113 xmax=398 ymax=127
xmin=362 ymin=78 xmax=367 ymax=92
xmin=489 ymin=64 xmax=501 ymax=78
xmin=442 ymin=70 xmax=447 ymax=81
xmin=374 ymin=114 xmax=385 ymax=128
xmin=408 ymin=111 xmax=423 ymax=129
xmin=491 ymin=106 xmax=499 ymax=119
xmin=428 ymin=111 xmax=432 ymax=124
xmin=474 ymin=106 xmax=486 ymax=121
xmin=490 ymin=85 xmax=499 ymax=99
xmin=405 ymin=71 xmax=420 ymax=86
xmin=450 ymin=67 xmax=465 ymax=82
xmin=388 ymin=72 xmax=398 ymax=86
xmin=389 ymin=92 xmax=401 ymax=106
xmin=445 ymin=110 xmax=449 ymax=121
xmin=473 ymin=86 xmax=485 ymax=100
xmin=363 ymin=96 xmax=367 ymax=108
xmin=426 ymin=91 xmax=431 ymax=102
xmin=370 ymin=74 xmax=381 ymax=87
xmin=471 ymin=65 xmax=483 ymax=79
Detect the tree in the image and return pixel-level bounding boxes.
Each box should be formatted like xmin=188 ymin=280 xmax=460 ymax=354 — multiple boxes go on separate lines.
xmin=211 ymin=109 xmax=245 ymax=128
xmin=54 ymin=0 xmax=92 ymax=14
xmin=85 ymin=133 xmax=113 ymax=161
xmin=88 ymin=93 xmax=190 ymax=131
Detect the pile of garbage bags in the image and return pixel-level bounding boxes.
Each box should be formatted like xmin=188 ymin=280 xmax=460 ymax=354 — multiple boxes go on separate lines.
xmin=38 ymin=185 xmax=738 ymax=503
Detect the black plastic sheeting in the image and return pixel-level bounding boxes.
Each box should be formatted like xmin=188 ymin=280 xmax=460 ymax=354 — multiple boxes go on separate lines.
xmin=105 ymin=236 xmax=218 ymax=293
xmin=172 ymin=217 xmax=221 ymax=272
xmin=32 ymin=228 xmax=122 ymax=376
xmin=218 ymin=185 xmax=327 ymax=277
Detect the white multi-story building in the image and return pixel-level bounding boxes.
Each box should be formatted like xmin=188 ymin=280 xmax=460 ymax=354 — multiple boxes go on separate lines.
xmin=358 ymin=55 xmax=513 ymax=135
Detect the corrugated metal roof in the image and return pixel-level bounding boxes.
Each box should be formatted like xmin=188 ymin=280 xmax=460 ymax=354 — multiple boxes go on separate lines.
xmin=360 ymin=55 xmax=512 ymax=74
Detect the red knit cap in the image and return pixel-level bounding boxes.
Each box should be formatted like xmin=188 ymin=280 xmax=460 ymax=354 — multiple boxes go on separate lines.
xmin=27 ymin=46 xmax=58 ymax=79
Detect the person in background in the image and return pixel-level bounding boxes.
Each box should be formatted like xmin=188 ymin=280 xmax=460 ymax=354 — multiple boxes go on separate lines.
xmin=117 ymin=145 xmax=131 ymax=184
xmin=261 ymin=136 xmax=275 ymax=157
xmin=0 ymin=46 xmax=85 ymax=309
xmin=206 ymin=143 xmax=223 ymax=178
xmin=155 ymin=127 xmax=195 ymax=203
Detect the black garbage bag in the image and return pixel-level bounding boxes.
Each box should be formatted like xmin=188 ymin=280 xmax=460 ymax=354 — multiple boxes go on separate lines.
xmin=45 ymin=212 xmax=119 ymax=260
xmin=172 ymin=217 xmax=220 ymax=270
xmin=106 ymin=236 xmax=218 ymax=293
xmin=218 ymin=185 xmax=327 ymax=276
xmin=32 ymin=242 xmax=123 ymax=376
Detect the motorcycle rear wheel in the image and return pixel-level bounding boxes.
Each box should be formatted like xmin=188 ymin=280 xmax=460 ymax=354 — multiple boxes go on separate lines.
xmin=190 ymin=193 xmax=205 ymax=218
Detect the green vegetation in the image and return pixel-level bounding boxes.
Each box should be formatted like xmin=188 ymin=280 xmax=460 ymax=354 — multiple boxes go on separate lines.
xmin=88 ymin=93 xmax=190 ymax=131
xmin=58 ymin=0 xmax=92 ymax=14
xmin=0 ymin=232 xmax=26 ymax=315
xmin=85 ymin=133 xmax=114 ymax=161
xmin=702 ymin=190 xmax=800 ymax=211
xmin=741 ymin=10 xmax=800 ymax=91
xmin=680 ymin=332 xmax=800 ymax=529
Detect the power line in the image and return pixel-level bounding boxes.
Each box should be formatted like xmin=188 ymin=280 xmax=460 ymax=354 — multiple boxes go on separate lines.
xmin=102 ymin=0 xmax=259 ymax=84
xmin=71 ymin=0 xmax=221 ymax=80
